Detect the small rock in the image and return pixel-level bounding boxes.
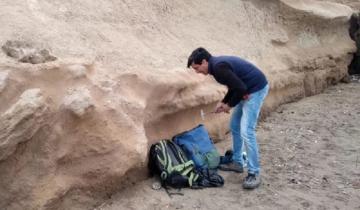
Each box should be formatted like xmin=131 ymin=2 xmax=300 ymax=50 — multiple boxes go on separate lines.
xmin=19 ymin=50 xmax=57 ymax=64
xmin=301 ymin=201 xmax=310 ymax=208
xmin=322 ymin=176 xmax=329 ymax=183
xmin=151 ymin=181 xmax=161 ymax=190
xmin=65 ymin=64 xmax=87 ymax=78
xmin=271 ymin=29 xmax=289 ymax=45
xmin=340 ymin=75 xmax=351 ymax=83
xmin=2 ymin=40 xmax=57 ymax=64
xmin=271 ymin=37 xmax=289 ymax=45
xmin=19 ymin=89 xmax=43 ymax=104
xmin=290 ymin=178 xmax=298 ymax=184
xmin=62 ymin=87 xmax=94 ymax=117
xmin=350 ymin=74 xmax=360 ymax=82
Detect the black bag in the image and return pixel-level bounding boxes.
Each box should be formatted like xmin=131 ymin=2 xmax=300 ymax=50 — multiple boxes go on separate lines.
xmin=148 ymin=140 xmax=200 ymax=188
xmin=197 ymin=168 xmax=224 ymax=187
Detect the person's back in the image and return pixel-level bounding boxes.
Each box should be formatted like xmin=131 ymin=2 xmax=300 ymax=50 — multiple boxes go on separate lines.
xmin=209 ymin=56 xmax=267 ymax=94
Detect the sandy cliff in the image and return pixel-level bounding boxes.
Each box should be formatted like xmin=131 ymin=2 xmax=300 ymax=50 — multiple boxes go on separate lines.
xmin=0 ymin=0 xmax=356 ymax=209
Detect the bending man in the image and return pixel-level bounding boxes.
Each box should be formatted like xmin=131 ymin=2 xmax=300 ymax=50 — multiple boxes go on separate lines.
xmin=187 ymin=47 xmax=269 ymax=189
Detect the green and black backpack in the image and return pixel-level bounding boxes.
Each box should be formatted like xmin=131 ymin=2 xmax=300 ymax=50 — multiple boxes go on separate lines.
xmin=148 ymin=139 xmax=200 ymax=188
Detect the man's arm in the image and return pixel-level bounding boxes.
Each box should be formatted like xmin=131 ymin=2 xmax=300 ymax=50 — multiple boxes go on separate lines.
xmin=221 ymin=89 xmax=234 ymax=104
xmin=213 ymin=63 xmax=247 ymax=107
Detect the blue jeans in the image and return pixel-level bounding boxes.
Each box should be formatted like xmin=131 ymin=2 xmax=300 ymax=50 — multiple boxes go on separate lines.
xmin=230 ymin=84 xmax=269 ymax=175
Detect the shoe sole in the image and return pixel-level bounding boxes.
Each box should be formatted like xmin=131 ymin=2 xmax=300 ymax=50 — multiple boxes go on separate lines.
xmin=242 ymin=181 xmax=261 ymax=189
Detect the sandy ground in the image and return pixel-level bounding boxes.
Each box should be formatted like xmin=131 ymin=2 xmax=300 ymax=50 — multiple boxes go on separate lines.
xmin=98 ymin=79 xmax=360 ymax=210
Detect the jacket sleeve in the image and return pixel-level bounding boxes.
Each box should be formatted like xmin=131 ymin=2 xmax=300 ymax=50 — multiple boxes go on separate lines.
xmin=221 ymin=89 xmax=234 ymax=104
xmin=213 ymin=62 xmax=247 ymax=107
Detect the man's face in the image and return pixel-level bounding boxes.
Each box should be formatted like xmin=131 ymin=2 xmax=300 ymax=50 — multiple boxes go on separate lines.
xmin=191 ymin=59 xmax=209 ymax=75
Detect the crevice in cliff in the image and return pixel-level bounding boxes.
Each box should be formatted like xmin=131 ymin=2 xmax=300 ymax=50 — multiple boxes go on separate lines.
xmin=348 ymin=12 xmax=360 ymax=75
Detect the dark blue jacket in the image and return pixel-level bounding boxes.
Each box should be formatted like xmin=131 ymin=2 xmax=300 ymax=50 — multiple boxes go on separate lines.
xmin=208 ymin=56 xmax=268 ymax=107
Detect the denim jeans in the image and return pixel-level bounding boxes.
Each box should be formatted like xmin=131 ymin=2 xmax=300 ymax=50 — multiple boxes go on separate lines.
xmin=230 ymin=84 xmax=269 ymax=175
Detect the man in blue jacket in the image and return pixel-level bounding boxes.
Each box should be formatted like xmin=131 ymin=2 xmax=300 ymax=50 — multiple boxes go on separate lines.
xmin=187 ymin=47 xmax=269 ymax=189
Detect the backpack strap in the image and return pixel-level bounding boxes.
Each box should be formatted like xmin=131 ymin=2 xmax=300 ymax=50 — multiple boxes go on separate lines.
xmin=157 ymin=140 xmax=173 ymax=180
xmin=166 ymin=141 xmax=200 ymax=187
xmin=153 ymin=140 xmax=200 ymax=187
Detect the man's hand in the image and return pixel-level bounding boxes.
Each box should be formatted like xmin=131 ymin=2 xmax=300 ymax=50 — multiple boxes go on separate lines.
xmin=243 ymin=94 xmax=250 ymax=100
xmin=214 ymin=102 xmax=231 ymax=113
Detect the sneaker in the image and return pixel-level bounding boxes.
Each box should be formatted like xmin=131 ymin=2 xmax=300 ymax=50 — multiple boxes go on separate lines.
xmin=242 ymin=173 xmax=261 ymax=189
xmin=218 ymin=162 xmax=243 ymax=173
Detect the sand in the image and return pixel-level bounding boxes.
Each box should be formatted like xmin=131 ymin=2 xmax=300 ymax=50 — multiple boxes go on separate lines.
xmin=99 ymin=79 xmax=360 ymax=210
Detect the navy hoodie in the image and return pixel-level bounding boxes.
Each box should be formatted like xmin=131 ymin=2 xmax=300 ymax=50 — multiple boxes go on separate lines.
xmin=208 ymin=56 xmax=268 ymax=107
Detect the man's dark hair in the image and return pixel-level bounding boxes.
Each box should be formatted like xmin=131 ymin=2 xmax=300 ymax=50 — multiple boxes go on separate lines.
xmin=187 ymin=47 xmax=212 ymax=68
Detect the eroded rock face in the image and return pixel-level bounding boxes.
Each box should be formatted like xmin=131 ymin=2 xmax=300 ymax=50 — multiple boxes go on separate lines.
xmin=0 ymin=69 xmax=146 ymax=210
xmin=0 ymin=89 xmax=48 ymax=161
xmin=0 ymin=0 xmax=356 ymax=209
